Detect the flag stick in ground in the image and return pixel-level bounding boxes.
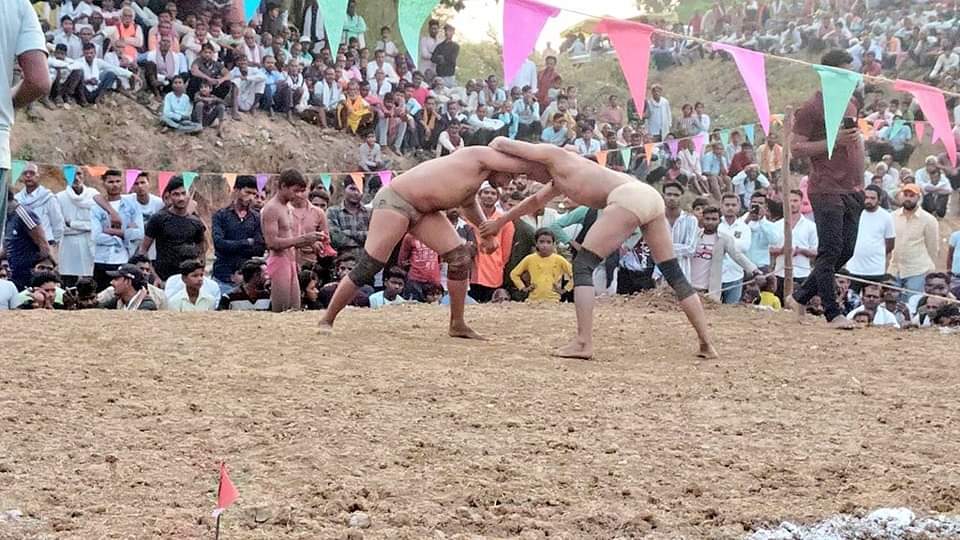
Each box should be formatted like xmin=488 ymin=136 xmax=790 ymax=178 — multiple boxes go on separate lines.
xmin=212 ymin=462 xmax=238 ymax=539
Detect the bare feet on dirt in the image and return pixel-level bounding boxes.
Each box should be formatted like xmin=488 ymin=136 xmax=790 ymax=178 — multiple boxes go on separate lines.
xmin=827 ymin=316 xmax=856 ymax=330
xmin=553 ymin=340 xmax=593 ymax=360
xmin=697 ymin=342 xmax=720 ymax=359
xmin=449 ymin=322 xmax=486 ymax=340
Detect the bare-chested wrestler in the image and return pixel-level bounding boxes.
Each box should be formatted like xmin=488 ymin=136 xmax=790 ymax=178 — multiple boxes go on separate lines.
xmin=319 ymin=146 xmax=549 ymax=338
xmin=479 ymin=138 xmax=718 ymax=360
xmin=261 ymin=170 xmax=326 ymax=312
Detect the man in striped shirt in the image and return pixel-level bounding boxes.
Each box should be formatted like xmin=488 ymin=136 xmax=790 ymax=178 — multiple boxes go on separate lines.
xmin=2 ymin=190 xmax=50 ymax=290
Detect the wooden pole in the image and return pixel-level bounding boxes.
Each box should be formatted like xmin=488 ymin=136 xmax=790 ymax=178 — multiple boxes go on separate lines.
xmin=781 ymin=106 xmax=795 ymax=299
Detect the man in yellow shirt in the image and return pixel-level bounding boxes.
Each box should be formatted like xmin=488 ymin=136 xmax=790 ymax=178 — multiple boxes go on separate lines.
xmin=509 ymin=228 xmax=572 ymax=302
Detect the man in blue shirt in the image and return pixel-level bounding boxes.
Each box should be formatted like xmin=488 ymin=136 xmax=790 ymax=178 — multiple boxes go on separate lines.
xmin=540 ymin=112 xmax=569 ymax=146
xmin=2 ymin=190 xmax=50 ymax=290
xmin=211 ymin=175 xmax=266 ymax=296
xmin=162 ymin=75 xmax=202 ymax=133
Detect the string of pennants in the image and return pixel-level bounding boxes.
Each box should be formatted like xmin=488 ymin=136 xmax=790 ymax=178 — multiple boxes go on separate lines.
xmin=5 ymin=112 xmax=939 ymax=197
xmin=501 ymin=0 xmax=958 ymax=166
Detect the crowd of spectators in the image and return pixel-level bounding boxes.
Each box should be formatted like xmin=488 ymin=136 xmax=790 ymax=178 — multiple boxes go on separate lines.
xmin=3 ymin=0 xmax=959 ymax=328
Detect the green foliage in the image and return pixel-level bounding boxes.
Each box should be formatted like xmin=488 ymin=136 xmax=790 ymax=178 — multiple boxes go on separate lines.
xmin=457 ymin=40 xmax=502 ymax=82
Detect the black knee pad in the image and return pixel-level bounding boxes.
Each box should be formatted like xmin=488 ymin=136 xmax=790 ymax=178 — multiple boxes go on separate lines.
xmin=442 ymin=243 xmax=473 ymax=281
xmin=348 ymin=249 xmax=386 ymax=286
xmin=573 ymin=248 xmax=603 ymax=287
xmin=658 ymin=257 xmax=695 ymax=300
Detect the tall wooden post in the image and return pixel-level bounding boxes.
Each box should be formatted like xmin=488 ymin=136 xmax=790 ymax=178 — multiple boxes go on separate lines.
xmin=781 ymin=106 xmax=795 ymax=298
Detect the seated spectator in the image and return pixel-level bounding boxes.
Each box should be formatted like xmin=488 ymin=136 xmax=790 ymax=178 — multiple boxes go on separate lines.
xmin=62 ymin=42 xmax=129 ymax=106
xmin=846 ymin=284 xmax=900 ymax=327
xmin=162 ymin=75 xmax=203 ymax=134
xmin=919 ymin=166 xmax=952 ymax=218
xmin=596 ymin=94 xmax=624 ymax=129
xmin=219 ymin=259 xmax=271 ymax=310
xmin=374 ymin=25 xmax=399 ymax=64
xmin=187 ymin=43 xmax=232 ymax=100
xmin=369 ymin=266 xmax=407 ymax=309
xmin=338 ymin=81 xmax=374 ymax=135
xmin=366 ymin=48 xmax=399 ymax=83
xmin=229 ymin=54 xmax=267 ymax=119
xmin=192 ymin=80 xmax=226 ymax=136
xmin=512 ymin=86 xmax=541 ymax=141
xmin=728 ymin=141 xmax=755 ymax=177
xmin=435 ymin=120 xmax=464 ymax=157
xmin=700 ymin=141 xmax=730 ymax=197
xmin=466 ymin=104 xmax=506 ymax=146
xmin=731 ymin=165 xmax=770 ymax=207
xmin=509 ymin=228 xmax=572 ymax=303
xmin=540 ymin=112 xmax=569 ymax=146
xmin=143 ymin=35 xmax=188 ymax=98
xmin=166 ymin=260 xmax=217 ymax=311
xmin=318 ymin=254 xmax=371 ymax=308
xmin=574 ymin=125 xmax=601 ymax=158
xmin=398 ymin=233 xmax=441 ymax=302
xmin=16 ymin=271 xmax=64 ymax=310
xmin=259 ymin=55 xmax=290 ymax=117
xmin=358 ymin=132 xmax=389 ymax=172
xmin=299 ymin=269 xmax=322 ymax=310
xmin=98 ymin=264 xmax=157 ymax=310
xmin=376 ymin=91 xmax=407 ymax=153
xmin=305 ymin=67 xmax=342 ymax=128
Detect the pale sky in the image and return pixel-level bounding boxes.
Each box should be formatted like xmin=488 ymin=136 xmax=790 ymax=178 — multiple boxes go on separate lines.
xmin=450 ymin=0 xmax=640 ymax=50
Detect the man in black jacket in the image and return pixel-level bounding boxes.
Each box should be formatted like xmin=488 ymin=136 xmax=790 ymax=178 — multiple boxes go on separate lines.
xmin=431 ymin=24 xmax=459 ymax=87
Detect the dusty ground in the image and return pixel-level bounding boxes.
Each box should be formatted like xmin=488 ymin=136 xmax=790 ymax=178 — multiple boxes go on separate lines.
xmin=2 ymin=298 xmax=960 ymax=540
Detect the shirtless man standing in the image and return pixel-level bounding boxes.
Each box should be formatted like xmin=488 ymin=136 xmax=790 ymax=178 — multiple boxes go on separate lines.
xmin=479 ymin=137 xmax=717 ymax=360
xmin=320 ymin=146 xmax=549 ymax=338
xmin=261 ymin=169 xmax=326 ymax=312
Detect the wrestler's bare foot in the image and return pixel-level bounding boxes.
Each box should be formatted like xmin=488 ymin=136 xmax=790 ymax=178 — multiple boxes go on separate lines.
xmin=318 ymin=318 xmax=334 ymax=333
xmin=697 ymin=342 xmax=719 ymax=359
xmin=553 ymin=340 xmax=593 ymax=360
xmin=827 ymin=316 xmax=856 ymax=330
xmin=449 ymin=322 xmax=486 ymax=340
xmin=784 ymin=295 xmax=806 ymax=319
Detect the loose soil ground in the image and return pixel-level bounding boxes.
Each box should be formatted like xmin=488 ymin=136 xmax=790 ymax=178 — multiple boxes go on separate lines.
xmin=1 ymin=298 xmax=959 ymax=540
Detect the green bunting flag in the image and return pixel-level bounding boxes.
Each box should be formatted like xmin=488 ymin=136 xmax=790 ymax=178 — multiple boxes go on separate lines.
xmin=318 ymin=0 xmax=349 ymax=58
xmin=62 ymin=164 xmax=77 ymax=186
xmin=812 ymin=64 xmax=862 ymax=158
xmin=742 ymin=124 xmax=755 ymax=144
xmin=182 ymin=171 xmax=198 ymax=192
xmin=620 ymin=147 xmax=631 ymax=166
xmin=889 ymin=117 xmax=906 ymax=139
xmin=11 ymin=160 xmax=26 ymax=184
xmin=319 ymin=173 xmax=332 ymax=191
xmin=398 ymin=0 xmax=440 ymax=68
xmin=719 ymin=129 xmax=730 ymax=147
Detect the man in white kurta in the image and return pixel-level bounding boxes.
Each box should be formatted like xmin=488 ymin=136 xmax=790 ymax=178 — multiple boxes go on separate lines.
xmin=56 ymin=175 xmax=100 ymax=284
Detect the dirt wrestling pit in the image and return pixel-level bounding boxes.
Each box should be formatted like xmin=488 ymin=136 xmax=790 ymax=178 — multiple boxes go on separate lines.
xmin=2 ymin=297 xmax=959 ymax=539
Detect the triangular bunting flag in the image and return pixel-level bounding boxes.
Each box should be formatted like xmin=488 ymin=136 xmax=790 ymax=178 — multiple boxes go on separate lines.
xmin=719 ymin=129 xmax=730 ymax=147
xmin=212 ymin=462 xmax=239 ymax=518
xmin=666 ymin=139 xmax=679 ymax=158
xmin=502 ymin=0 xmax=559 ymax=87
xmin=596 ymin=150 xmax=608 ymax=168
xmin=742 ymin=124 xmax=755 ymax=144
xmin=256 ymin=174 xmax=269 ymax=193
xmin=398 ymin=0 xmax=441 ymax=69
xmin=182 ymin=172 xmax=198 ymax=192
xmin=896 ymin=79 xmax=958 ymax=166
xmin=318 ymin=0 xmax=349 ymax=57
xmin=157 ymin=171 xmax=174 ymax=196
xmin=889 ymin=117 xmax=906 ymax=139
xmin=84 ymin=165 xmax=108 ymax=178
xmin=124 ymin=169 xmax=141 ymax=193
xmin=349 ymin=172 xmax=365 ymax=192
xmin=377 ymin=170 xmax=393 ymax=187
xmin=620 ymin=147 xmax=632 ymax=167
xmin=915 ymin=121 xmax=926 ymax=142
xmin=692 ymin=132 xmax=707 ymax=156
xmin=223 ymin=173 xmax=237 ymax=190
xmin=243 ymin=0 xmax=260 ymax=23
xmin=643 ymin=143 xmax=655 ymax=164
xmin=62 ymin=164 xmax=77 ymax=187
xmin=812 ymin=64 xmax=862 ymax=158
xmin=713 ymin=44 xmax=771 ymax=135
xmin=10 ymin=160 xmax=26 ymax=184
xmin=319 ymin=173 xmax=332 ymax=191
xmin=596 ymin=18 xmax=654 ymax=119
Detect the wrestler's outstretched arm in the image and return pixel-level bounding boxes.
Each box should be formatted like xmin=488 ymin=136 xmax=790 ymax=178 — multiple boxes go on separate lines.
xmin=458 ymin=193 xmax=488 ymax=230
xmin=475 ymin=145 xmax=553 ymax=181
xmin=478 ymin=182 xmax=560 ymax=237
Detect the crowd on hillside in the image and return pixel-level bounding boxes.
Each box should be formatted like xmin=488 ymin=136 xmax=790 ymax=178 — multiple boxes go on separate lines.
xmin=3 ymin=0 xmax=960 ymax=327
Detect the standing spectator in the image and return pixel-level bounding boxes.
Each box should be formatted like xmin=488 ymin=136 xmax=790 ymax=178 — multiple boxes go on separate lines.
xmin=662 ymin=182 xmax=698 ymax=280
xmin=358 ymin=132 xmax=389 ymax=172
xmin=889 ymin=184 xmax=939 ymax=297
xmin=123 ymin=172 xmax=165 ymax=258
xmin=717 ymin=193 xmax=752 ymax=304
xmin=419 ymin=19 xmax=440 ymax=76
xmin=90 ymin=170 xmax=142 ymax=291
xmin=644 ymin=84 xmax=672 ymax=141
xmin=509 ymin=228 xmax=572 ymax=303
xmin=14 ymin=163 xmax=64 ymax=246
xmin=211 ymin=175 xmax=265 ymax=296
xmin=471 ymin=182 xmax=514 ymax=303
xmin=374 ymin=26 xmax=399 ymax=65
xmin=758 ymin=133 xmax=783 ymax=181
xmin=771 ymin=190 xmax=819 ymax=299
xmin=162 ymin=75 xmax=203 ymax=133
xmin=2 ymin=190 xmax=49 ymax=290
xmin=166 ymin=259 xmax=217 ymax=311
xmin=846 ymin=185 xmax=896 ymax=291
xmin=56 ymin=169 xmax=102 ymax=286
xmin=739 ymin=192 xmax=779 ymax=272
xmin=512 ymin=56 xmax=538 ymax=96
xmin=326 ymin=178 xmax=370 ymax=257
xmin=139 ymin=178 xmax=207 ymax=283
xmin=289 ymin=185 xmax=332 ymax=268
xmin=342 ymin=0 xmax=367 ymax=49
xmin=690 ymin=205 xmax=759 ymax=303
xmin=398 ymin=233 xmax=441 ymax=302
xmin=432 ymin=24 xmax=459 ymax=87
xmin=536 ymin=56 xmax=560 ymax=107
xmin=787 ymin=49 xmax=865 ymax=328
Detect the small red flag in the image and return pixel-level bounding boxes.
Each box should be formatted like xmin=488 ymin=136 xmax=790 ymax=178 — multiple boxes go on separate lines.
xmin=213 ymin=463 xmax=238 ymax=517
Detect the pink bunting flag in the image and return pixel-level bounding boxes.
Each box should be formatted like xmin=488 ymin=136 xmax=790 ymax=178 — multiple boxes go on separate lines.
xmin=692 ymin=132 xmax=708 ymax=156
xmin=667 ymin=139 xmax=679 ymax=158
xmin=124 ymin=169 xmax=141 ymax=193
xmin=502 ymin=0 xmax=560 ymax=87
xmin=596 ymin=18 xmax=655 ymax=119
xmin=377 ymin=170 xmax=393 ymax=186
xmin=596 ymin=150 xmax=608 ymax=168
xmin=915 ymin=121 xmax=925 ymax=142
xmin=894 ymin=80 xmax=957 ymax=166
xmin=256 ymin=174 xmax=269 ymax=193
xmin=156 ymin=171 xmax=174 ymax=196
xmin=713 ymin=44 xmax=770 ymax=135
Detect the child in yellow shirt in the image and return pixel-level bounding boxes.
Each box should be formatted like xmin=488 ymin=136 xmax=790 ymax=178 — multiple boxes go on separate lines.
xmin=758 ymin=274 xmax=781 ymax=310
xmin=509 ymin=228 xmax=573 ymax=302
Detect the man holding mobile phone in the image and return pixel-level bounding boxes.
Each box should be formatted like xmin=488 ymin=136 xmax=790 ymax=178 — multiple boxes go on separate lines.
xmin=788 ymin=49 xmax=864 ymax=329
